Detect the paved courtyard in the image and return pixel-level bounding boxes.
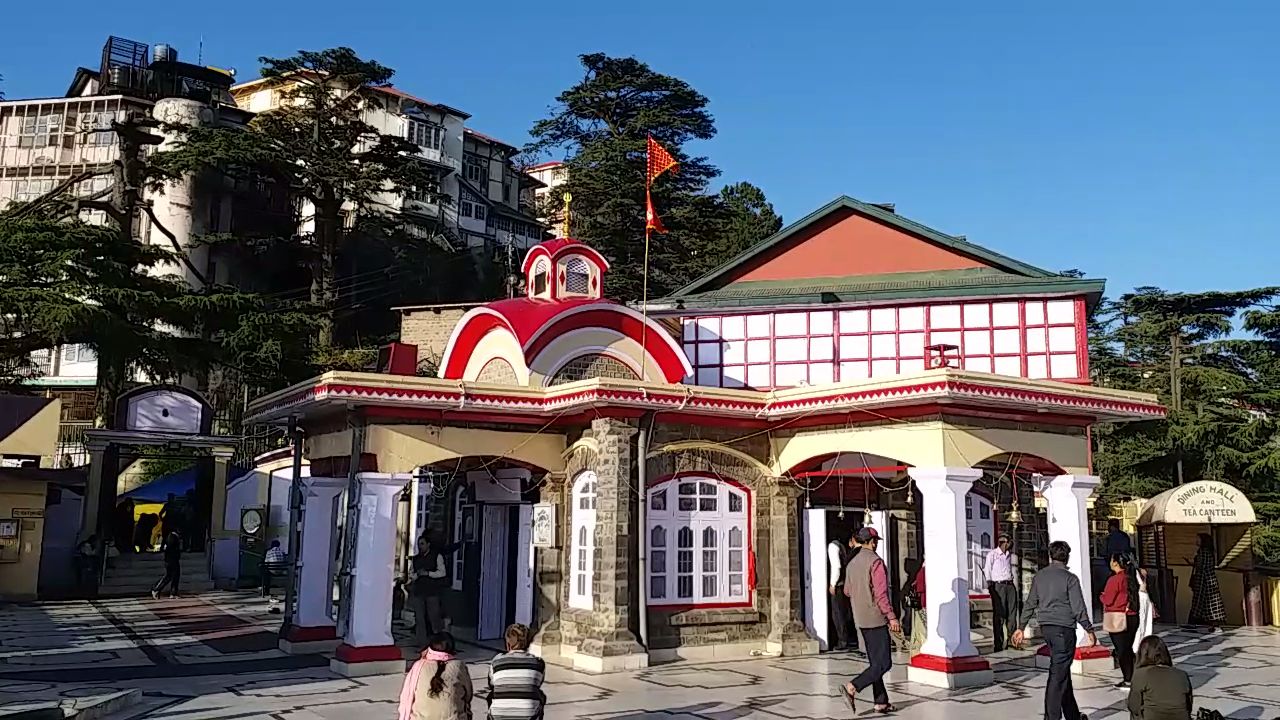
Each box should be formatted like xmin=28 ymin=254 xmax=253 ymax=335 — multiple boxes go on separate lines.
xmin=2 ymin=591 xmax=1279 ymax=719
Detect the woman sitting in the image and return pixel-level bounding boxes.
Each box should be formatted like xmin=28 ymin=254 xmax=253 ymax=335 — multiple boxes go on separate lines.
xmin=399 ymin=632 xmax=473 ymax=720
xmin=1128 ymin=636 xmax=1192 ymax=720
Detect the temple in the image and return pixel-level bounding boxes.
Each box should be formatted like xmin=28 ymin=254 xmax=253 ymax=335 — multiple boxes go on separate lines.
xmin=245 ymin=195 xmax=1163 ymax=683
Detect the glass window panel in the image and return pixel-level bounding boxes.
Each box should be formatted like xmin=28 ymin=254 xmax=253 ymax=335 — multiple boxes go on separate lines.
xmin=870 ymin=308 xmax=896 ymax=331
xmin=746 ymin=314 xmax=771 ymax=338
xmin=729 ymin=575 xmax=743 ymax=596
xmin=699 ymin=482 xmax=716 ymax=495
xmin=729 ymin=494 xmax=743 ymax=514
xmin=728 ymin=526 xmax=743 ymax=546
xmin=678 ymin=482 xmax=697 ymax=495
xmin=721 ymin=315 xmax=745 ymax=340
xmin=652 ymin=550 xmax=666 ymax=567
xmin=775 ymin=312 xmax=808 ymax=336
xmin=774 ymin=363 xmax=807 ymax=386
xmin=650 ymin=576 xmax=666 ymax=599
xmin=1048 ymin=326 xmax=1076 ymax=352
xmin=699 ymin=342 xmax=722 ymax=365
xmin=702 ymin=550 xmax=716 ymax=572
xmin=1046 ymin=300 xmax=1075 ymax=324
xmin=965 ymin=356 xmax=992 ymax=373
xmin=899 ymin=357 xmax=925 ymax=374
xmin=993 ymin=355 xmax=1021 ymax=377
xmin=992 ymin=302 xmax=1020 ymax=327
xmin=702 ymin=527 xmax=717 ymax=546
xmin=1028 ymin=354 xmax=1049 ymax=379
xmin=723 ymin=365 xmax=747 ymax=388
xmin=677 ymin=549 xmax=693 ymax=572
xmin=746 ymin=364 xmax=770 ymax=387
xmin=577 ymin=575 xmax=586 ymax=595
xmin=932 ymin=304 xmax=961 ymax=328
xmin=650 ymin=490 xmax=667 ymax=512
xmin=963 ymin=303 xmax=990 ymax=327
xmin=746 ymin=339 xmax=771 ymax=363
xmin=839 ymin=309 xmax=869 ymax=333
xmin=651 ymin=526 xmax=666 ymax=547
xmin=870 ymin=359 xmax=897 ymax=377
xmin=899 ymin=332 xmax=925 ymax=357
xmin=931 ymin=330 xmax=961 ymax=348
xmin=677 ymin=576 xmax=693 ymax=598
xmin=964 ymin=330 xmax=991 ymax=355
xmin=695 ymin=367 xmax=720 ymax=386
xmin=678 ymin=497 xmax=695 ymax=512
xmin=870 ymin=334 xmax=896 ymax=358
xmin=809 ymin=310 xmax=834 ymax=335
xmin=839 ymin=335 xmax=868 ymax=360
xmin=776 ymin=337 xmax=807 ymax=360
xmin=683 ymin=322 xmax=697 ymax=341
xmin=723 ymin=340 xmax=746 ymax=364
xmin=1050 ymin=353 xmax=1078 ymax=378
xmin=898 ymin=306 xmax=925 ymax=331
xmin=1025 ymin=301 xmax=1045 ymax=325
xmin=993 ymin=329 xmax=1021 ymax=354
xmin=729 ymin=550 xmax=743 ymax=572
xmin=702 ymin=575 xmax=717 ymax=597
xmin=809 ymin=362 xmax=834 ymax=385
xmin=840 ymin=361 xmax=869 ymax=379
xmin=696 ymin=317 xmax=719 ymax=340
xmin=699 ymin=498 xmax=717 ymax=511
xmin=1025 ymin=329 xmax=1047 ymax=353
xmin=809 ymin=337 xmax=834 ymax=361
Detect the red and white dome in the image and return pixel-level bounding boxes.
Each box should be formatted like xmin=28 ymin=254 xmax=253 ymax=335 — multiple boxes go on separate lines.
xmin=438 ymin=239 xmax=692 ymax=385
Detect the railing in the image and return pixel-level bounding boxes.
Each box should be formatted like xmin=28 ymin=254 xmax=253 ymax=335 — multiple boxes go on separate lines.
xmin=417 ymin=146 xmax=462 ymax=171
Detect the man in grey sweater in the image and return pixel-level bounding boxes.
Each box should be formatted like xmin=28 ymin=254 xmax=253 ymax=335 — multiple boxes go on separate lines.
xmin=1012 ymin=541 xmax=1097 ymax=720
xmin=840 ymin=527 xmax=900 ymax=714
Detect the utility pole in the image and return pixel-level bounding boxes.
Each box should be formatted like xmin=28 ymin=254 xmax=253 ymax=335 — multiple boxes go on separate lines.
xmin=1170 ymin=331 xmax=1184 ymax=484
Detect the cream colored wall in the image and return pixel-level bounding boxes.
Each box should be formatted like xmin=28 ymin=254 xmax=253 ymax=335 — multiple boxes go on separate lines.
xmin=0 ymin=478 xmax=47 ymax=601
xmin=307 ymin=424 xmax=566 ymax=474
xmin=460 ymin=329 xmax=532 ymax=385
xmin=772 ymin=420 xmax=1089 ymax=475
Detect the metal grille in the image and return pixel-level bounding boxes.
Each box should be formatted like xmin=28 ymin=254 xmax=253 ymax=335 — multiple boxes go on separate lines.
xmin=564 ymin=257 xmax=589 ymax=295
xmin=547 ymin=354 xmax=637 ymax=385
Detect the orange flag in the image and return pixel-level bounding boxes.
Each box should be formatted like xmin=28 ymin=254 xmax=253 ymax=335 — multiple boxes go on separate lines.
xmin=645 ymin=189 xmax=668 ymax=234
xmin=647 ymin=135 xmax=678 ymax=186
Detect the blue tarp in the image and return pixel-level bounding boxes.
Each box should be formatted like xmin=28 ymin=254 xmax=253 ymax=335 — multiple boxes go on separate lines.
xmin=120 ymin=464 xmax=248 ymax=503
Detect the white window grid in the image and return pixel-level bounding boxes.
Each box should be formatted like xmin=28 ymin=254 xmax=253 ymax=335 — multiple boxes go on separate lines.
xmin=406 ymin=119 xmax=444 ymax=150
xmin=681 ymin=299 xmax=1082 ymax=389
xmin=569 ymin=471 xmax=597 ymax=610
xmin=563 ymin=256 xmax=590 ymax=295
xmin=531 ymin=258 xmax=550 ymax=297
xmin=647 ymin=477 xmax=749 ymax=606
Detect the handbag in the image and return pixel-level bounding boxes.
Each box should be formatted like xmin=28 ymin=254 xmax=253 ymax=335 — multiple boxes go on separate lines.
xmin=1103 ymin=611 xmax=1127 ymax=633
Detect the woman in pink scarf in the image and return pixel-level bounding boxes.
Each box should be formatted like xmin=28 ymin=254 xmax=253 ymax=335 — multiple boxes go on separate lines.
xmin=398 ymin=633 xmax=472 ymax=720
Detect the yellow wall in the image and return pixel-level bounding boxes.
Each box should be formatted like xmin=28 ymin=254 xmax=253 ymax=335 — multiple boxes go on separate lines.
xmin=308 ymin=424 xmax=568 ymax=474
xmin=0 ymin=397 xmax=60 ymax=463
xmin=0 ymin=478 xmax=47 ymax=601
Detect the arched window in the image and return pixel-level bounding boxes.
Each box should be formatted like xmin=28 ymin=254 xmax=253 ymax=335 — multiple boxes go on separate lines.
xmin=564 ymin=256 xmax=590 ymax=295
xmin=532 ymin=258 xmax=550 ymax=297
xmin=569 ymin=471 xmax=598 ymax=610
xmin=646 ymin=475 xmax=751 ymax=606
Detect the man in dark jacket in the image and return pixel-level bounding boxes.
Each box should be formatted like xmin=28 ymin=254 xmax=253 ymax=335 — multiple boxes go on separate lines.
xmin=151 ymin=530 xmax=182 ymax=599
xmin=1012 ymin=541 xmax=1098 ymax=720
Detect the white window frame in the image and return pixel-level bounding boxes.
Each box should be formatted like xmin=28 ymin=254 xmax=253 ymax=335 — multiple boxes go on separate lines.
xmin=451 ymin=487 xmax=467 ymax=591
xmin=568 ymin=471 xmax=597 ymax=610
xmin=563 ymin=255 xmax=590 ymax=296
xmin=531 ymin=258 xmax=550 ymax=298
xmin=646 ymin=475 xmax=750 ymax=607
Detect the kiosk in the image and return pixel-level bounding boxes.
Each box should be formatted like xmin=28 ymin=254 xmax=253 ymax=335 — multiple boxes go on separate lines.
xmin=1136 ymin=480 xmax=1260 ymax=626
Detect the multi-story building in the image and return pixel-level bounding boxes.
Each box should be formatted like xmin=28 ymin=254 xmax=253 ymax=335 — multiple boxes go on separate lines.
xmin=524 ymin=160 xmax=568 ymax=229
xmin=1 ymin=36 xmax=248 ymax=464
xmin=229 ymin=80 xmax=546 ymax=259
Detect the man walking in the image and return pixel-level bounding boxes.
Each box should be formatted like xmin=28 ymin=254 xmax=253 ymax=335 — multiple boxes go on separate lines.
xmin=827 ymin=527 xmax=860 ymax=652
xmin=1012 ymin=541 xmax=1097 ymax=720
xmin=984 ymin=535 xmax=1018 ymax=651
xmin=151 ymin=530 xmax=182 ymax=599
xmin=841 ymin=527 xmax=900 ymax=714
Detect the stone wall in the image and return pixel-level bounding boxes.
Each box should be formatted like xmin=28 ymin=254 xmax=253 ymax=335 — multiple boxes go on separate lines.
xmin=398 ymin=305 xmax=478 ymax=369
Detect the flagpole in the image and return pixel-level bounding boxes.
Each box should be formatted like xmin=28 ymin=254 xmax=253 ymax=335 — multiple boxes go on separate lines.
xmin=640 ymin=220 xmax=651 ymax=382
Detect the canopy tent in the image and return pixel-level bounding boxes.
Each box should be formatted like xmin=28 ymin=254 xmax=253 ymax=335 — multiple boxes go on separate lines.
xmin=1137 ymin=480 xmax=1256 ymax=526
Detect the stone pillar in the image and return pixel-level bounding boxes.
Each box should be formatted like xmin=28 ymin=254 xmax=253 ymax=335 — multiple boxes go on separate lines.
xmin=80 ymin=443 xmax=108 ymax=544
xmin=572 ymin=418 xmax=647 ymax=672
xmin=907 ymin=467 xmax=993 ymax=689
xmin=207 ymin=449 xmax=235 ymax=584
xmin=1035 ymin=474 xmax=1109 ymax=674
xmin=331 ymin=472 xmax=412 ymax=677
xmin=765 ymin=482 xmax=820 ymax=655
xmin=531 ymin=472 xmax=566 ymax=657
xmin=280 ymin=476 xmax=345 ymax=654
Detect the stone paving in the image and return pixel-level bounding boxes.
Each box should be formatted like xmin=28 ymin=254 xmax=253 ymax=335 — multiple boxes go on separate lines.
xmin=2 ymin=592 xmax=1279 ymax=719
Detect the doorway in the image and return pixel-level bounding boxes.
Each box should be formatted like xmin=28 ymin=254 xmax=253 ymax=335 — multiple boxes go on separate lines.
xmin=475 ymin=503 xmax=535 ymax=640
xmin=802 ymin=508 xmax=863 ymax=651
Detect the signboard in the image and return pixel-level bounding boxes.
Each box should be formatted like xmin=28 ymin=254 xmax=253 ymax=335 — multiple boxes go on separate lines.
xmin=1171 ymin=483 xmax=1246 ymax=521
xmin=12 ymin=508 xmax=43 ymax=519
xmin=532 ymin=503 xmax=556 ymax=547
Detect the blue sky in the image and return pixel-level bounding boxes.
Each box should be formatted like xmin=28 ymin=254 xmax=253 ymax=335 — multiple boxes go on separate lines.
xmin=2 ymin=1 xmax=1276 ymax=298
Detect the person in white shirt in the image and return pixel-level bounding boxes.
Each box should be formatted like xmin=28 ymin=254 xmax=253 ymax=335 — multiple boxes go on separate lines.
xmin=983 ymin=535 xmax=1018 ymax=651
xmin=828 ymin=528 xmax=860 ymax=652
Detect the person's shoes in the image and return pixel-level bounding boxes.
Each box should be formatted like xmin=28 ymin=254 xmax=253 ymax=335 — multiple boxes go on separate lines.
xmin=1115 ymin=681 xmax=1131 ymax=689
xmin=151 ymin=590 xmax=159 ymax=599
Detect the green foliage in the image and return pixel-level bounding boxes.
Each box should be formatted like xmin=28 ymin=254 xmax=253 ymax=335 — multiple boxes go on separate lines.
xmin=0 ymin=211 xmax=317 ymax=395
xmin=149 ymin=47 xmax=445 ymax=348
xmin=1089 ymin=286 xmax=1280 ymax=562
xmin=527 ymin=53 xmax=782 ymax=301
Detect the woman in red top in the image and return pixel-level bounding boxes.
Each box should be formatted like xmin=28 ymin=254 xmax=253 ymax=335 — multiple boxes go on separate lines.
xmin=1100 ymin=552 xmax=1140 ymax=687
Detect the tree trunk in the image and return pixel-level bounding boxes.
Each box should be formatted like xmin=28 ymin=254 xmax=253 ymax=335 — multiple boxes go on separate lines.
xmin=312 ymin=192 xmax=340 ymax=347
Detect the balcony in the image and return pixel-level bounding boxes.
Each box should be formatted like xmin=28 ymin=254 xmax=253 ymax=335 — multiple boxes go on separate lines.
xmin=415 ymin=146 xmax=461 ymax=172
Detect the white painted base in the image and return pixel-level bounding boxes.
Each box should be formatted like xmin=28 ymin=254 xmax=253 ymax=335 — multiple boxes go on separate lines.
xmin=907 ymin=665 xmax=994 ymax=689
xmin=571 ymin=651 xmax=649 ymax=673
xmin=329 ymin=658 xmax=407 ymax=677
xmin=279 ymin=637 xmax=342 ymax=655
xmin=650 ymin=640 xmax=764 ymax=663
xmin=1035 ymin=653 xmax=1115 ymax=675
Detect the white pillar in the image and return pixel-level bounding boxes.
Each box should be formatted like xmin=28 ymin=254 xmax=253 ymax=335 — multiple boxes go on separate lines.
xmin=331 ymin=472 xmax=411 ymax=677
xmin=1036 ymin=474 xmax=1110 ymax=673
xmin=906 ymin=467 xmax=993 ymax=689
xmin=280 ymin=476 xmax=345 ymax=653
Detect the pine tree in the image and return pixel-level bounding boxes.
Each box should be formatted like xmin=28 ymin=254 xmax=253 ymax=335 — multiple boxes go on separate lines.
xmin=150 ymin=47 xmax=437 ymax=348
